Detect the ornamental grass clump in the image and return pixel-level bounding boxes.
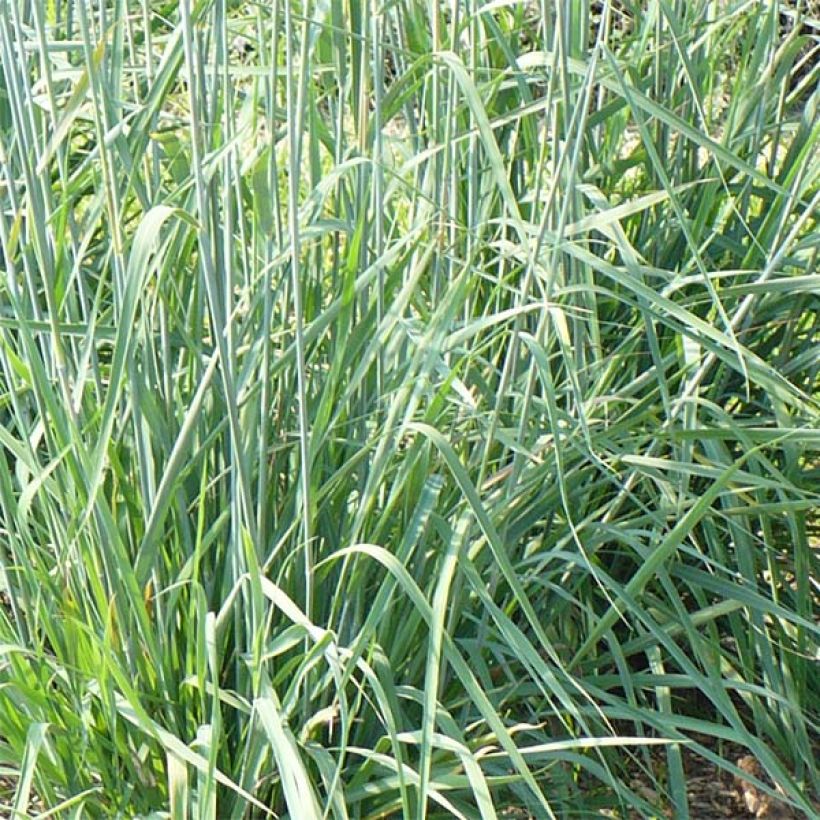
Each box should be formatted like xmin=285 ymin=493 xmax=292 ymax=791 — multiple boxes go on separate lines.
xmin=0 ymin=0 xmax=817 ymax=817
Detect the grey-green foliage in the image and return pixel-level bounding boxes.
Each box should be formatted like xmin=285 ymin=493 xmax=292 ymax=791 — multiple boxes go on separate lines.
xmin=0 ymin=0 xmax=817 ymax=817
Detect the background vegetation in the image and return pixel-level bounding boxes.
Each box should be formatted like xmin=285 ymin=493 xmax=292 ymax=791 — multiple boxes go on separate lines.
xmin=0 ymin=0 xmax=817 ymax=816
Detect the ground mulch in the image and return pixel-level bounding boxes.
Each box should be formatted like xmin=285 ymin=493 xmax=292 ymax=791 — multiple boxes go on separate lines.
xmin=623 ymin=735 xmax=816 ymax=819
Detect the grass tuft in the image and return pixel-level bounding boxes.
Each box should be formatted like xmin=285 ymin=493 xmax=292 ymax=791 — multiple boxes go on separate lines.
xmin=0 ymin=0 xmax=817 ymax=816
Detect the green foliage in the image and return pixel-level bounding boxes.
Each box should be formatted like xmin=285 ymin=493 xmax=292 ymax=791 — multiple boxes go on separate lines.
xmin=0 ymin=0 xmax=817 ymax=817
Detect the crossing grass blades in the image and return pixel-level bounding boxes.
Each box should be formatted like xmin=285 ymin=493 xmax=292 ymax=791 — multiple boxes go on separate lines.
xmin=0 ymin=0 xmax=817 ymax=817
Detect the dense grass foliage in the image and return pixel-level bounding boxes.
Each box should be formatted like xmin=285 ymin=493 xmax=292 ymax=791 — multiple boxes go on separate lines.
xmin=0 ymin=0 xmax=818 ymax=816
